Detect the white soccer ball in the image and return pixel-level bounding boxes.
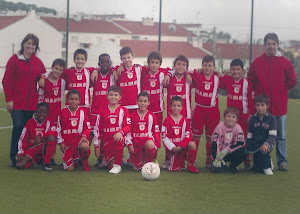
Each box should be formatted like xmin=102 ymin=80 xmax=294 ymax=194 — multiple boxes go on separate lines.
xmin=141 ymin=162 xmax=160 ymax=181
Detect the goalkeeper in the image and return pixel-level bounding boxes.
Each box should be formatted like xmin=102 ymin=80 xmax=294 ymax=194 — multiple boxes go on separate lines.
xmin=211 ymin=107 xmax=246 ymax=173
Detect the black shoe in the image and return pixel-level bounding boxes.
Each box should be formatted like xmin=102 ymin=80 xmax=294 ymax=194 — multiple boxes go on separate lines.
xmin=50 ymin=158 xmax=58 ymax=166
xmin=278 ymin=164 xmax=288 ymax=171
xmin=94 ymin=158 xmax=103 ymax=167
xmin=36 ymin=159 xmax=43 ymax=167
xmin=43 ymin=164 xmax=53 ymax=172
xmin=229 ymin=166 xmax=239 ymax=173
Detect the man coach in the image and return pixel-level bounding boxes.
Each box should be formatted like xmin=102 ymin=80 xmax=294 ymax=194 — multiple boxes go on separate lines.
xmin=248 ymin=33 xmax=297 ymax=171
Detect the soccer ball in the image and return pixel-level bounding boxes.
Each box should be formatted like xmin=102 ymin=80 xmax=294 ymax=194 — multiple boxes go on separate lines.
xmin=141 ymin=162 xmax=160 ymax=181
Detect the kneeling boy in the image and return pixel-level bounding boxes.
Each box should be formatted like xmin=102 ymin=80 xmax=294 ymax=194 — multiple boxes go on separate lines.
xmin=161 ymin=96 xmax=198 ymax=173
xmin=211 ymin=107 xmax=246 ymax=173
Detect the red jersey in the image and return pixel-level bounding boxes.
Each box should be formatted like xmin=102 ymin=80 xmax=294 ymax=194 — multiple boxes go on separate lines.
xmin=18 ymin=118 xmax=56 ymax=155
xmin=166 ymin=75 xmax=192 ymax=119
xmin=117 ymin=65 xmax=143 ymax=109
xmin=63 ymin=67 xmax=95 ymax=108
xmin=91 ymin=70 xmax=114 ymax=114
xmin=125 ymin=110 xmax=161 ymax=148
xmin=219 ymin=75 xmax=255 ymax=115
xmin=93 ymin=105 xmax=131 ymax=147
xmin=38 ymin=71 xmax=66 ymax=122
xmin=57 ymin=107 xmax=91 ymax=146
xmin=189 ymin=71 xmax=219 ymax=107
xmin=161 ymin=115 xmax=192 ymax=151
xmin=141 ymin=67 xmax=169 ymax=113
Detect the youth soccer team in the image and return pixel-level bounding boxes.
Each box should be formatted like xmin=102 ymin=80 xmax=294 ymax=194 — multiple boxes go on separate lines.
xmin=15 ymin=46 xmax=277 ymax=175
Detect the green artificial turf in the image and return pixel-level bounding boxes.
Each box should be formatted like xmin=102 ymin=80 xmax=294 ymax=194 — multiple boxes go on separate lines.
xmin=0 ymin=93 xmax=299 ymax=214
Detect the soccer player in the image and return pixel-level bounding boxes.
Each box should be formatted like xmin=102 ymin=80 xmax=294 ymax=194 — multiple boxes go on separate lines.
xmin=188 ymin=55 xmax=220 ymax=168
xmin=16 ymin=102 xmax=57 ymax=172
xmin=125 ymin=92 xmax=160 ymax=170
xmin=161 ymin=96 xmax=198 ymax=173
xmin=246 ymin=94 xmax=277 ymax=175
xmin=93 ymin=85 xmax=131 ymax=174
xmin=211 ymin=107 xmax=246 ymax=173
xmin=57 ymin=89 xmax=91 ymax=171
xmin=218 ymin=58 xmax=254 ymax=169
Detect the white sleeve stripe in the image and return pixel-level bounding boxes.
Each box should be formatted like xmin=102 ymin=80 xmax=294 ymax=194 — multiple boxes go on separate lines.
xmin=84 ymin=68 xmax=90 ymax=107
xmin=93 ymin=115 xmax=100 ymax=146
xmin=242 ymin=79 xmax=248 ymax=114
xmin=119 ymin=108 xmax=124 ymax=128
xmin=136 ymin=66 xmax=141 ymax=94
xmin=61 ymin=79 xmax=66 ymax=109
xmin=78 ymin=110 xmax=84 ymax=135
xmin=159 ymin=72 xmax=164 ymax=112
xmin=161 ymin=126 xmax=175 ymax=150
xmin=269 ymin=130 xmax=277 ymax=136
xmin=17 ymin=128 xmax=27 ymax=154
xmin=181 ymin=120 xmax=186 ymax=140
xmin=148 ymin=114 xmax=153 ymax=136
xmin=185 ymin=82 xmax=191 ymax=119
xmin=211 ymin=75 xmax=219 ymax=107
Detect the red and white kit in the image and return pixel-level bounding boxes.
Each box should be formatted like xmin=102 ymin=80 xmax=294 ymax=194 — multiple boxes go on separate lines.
xmin=57 ymin=107 xmax=91 ymax=169
xmin=219 ymin=75 xmax=255 ymax=135
xmin=17 ymin=118 xmax=57 ymax=168
xmin=93 ymin=105 xmax=131 ymax=167
xmin=63 ymin=67 xmax=95 ymax=114
xmin=166 ymin=76 xmax=192 ymax=120
xmin=38 ymin=71 xmax=66 ymax=123
xmin=141 ymin=67 xmax=169 ymax=128
xmin=125 ymin=110 xmax=161 ymax=170
xmin=90 ymin=69 xmax=114 ymax=128
xmin=117 ymin=65 xmax=143 ymax=110
xmin=189 ymin=71 xmax=220 ymax=136
xmin=161 ymin=115 xmax=192 ymax=171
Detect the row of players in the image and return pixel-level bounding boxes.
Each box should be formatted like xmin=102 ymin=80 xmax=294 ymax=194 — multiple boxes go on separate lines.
xmin=16 ymin=87 xmax=276 ymax=175
xmin=14 ymin=46 xmax=276 ymax=174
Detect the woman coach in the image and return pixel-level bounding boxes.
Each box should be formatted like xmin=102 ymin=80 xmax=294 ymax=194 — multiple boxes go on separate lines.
xmin=2 ymin=33 xmax=46 ymax=167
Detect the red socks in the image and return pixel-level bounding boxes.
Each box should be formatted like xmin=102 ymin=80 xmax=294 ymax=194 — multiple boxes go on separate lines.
xmin=44 ymin=141 xmax=56 ymax=164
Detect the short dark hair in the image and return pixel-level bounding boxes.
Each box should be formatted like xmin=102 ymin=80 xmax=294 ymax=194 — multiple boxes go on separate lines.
xmin=99 ymin=53 xmax=112 ymax=64
xmin=19 ymin=33 xmax=40 ymax=55
xmin=223 ymin=107 xmax=239 ymax=119
xmin=67 ymin=89 xmax=81 ymax=100
xmin=51 ymin=58 xmax=66 ymax=70
xmin=107 ymin=85 xmax=121 ymax=95
xmin=74 ymin=49 xmax=88 ymax=60
xmin=147 ymin=51 xmax=162 ymax=65
xmin=170 ymin=96 xmax=183 ymax=106
xmin=37 ymin=102 xmax=49 ymax=112
xmin=254 ymin=94 xmax=269 ymax=106
xmin=230 ymin=58 xmax=244 ymax=69
xmin=137 ymin=91 xmax=150 ymax=101
xmin=120 ymin=47 xmax=133 ymax=57
xmin=173 ymin=55 xmax=189 ymax=68
xmin=202 ymin=55 xmax=215 ymax=66
xmin=264 ymin=33 xmax=279 ymax=46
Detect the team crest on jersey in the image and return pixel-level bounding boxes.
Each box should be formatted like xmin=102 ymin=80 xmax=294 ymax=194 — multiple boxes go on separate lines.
xmin=71 ymin=119 xmax=77 ymax=127
xmin=150 ymin=80 xmax=156 ymax=88
xmin=176 ymin=85 xmax=182 ymax=92
xmin=127 ymin=72 xmax=133 ymax=79
xmin=226 ymin=133 xmax=233 ymax=140
xmin=205 ymin=84 xmax=210 ymax=90
xmin=54 ymin=89 xmax=58 ymax=96
xmin=102 ymin=82 xmax=107 ymax=89
xmin=174 ymin=128 xmax=180 ymax=135
xmin=77 ymin=74 xmax=82 ymax=80
xmin=110 ymin=118 xmax=116 ymax=124
xmin=234 ymin=87 xmax=240 ymax=93
xmin=139 ymin=124 xmax=145 ymax=131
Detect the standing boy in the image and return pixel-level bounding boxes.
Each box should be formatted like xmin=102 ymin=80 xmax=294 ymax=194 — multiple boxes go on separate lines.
xmin=161 ymin=96 xmax=198 ymax=173
xmin=246 ymin=94 xmax=277 ymax=175
xmin=125 ymin=92 xmax=161 ymax=170
xmin=93 ymin=85 xmax=131 ymax=174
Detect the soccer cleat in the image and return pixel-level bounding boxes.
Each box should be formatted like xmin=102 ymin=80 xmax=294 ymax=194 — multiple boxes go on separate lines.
xmin=50 ymin=158 xmax=58 ymax=166
xmin=94 ymin=158 xmax=103 ymax=167
xmin=188 ymin=164 xmax=199 ymax=174
xmin=109 ymin=164 xmax=122 ymax=174
xmin=278 ymin=164 xmax=288 ymax=171
xmin=82 ymin=161 xmax=90 ymax=171
xmin=43 ymin=164 xmax=53 ymax=172
xmin=229 ymin=166 xmax=239 ymax=174
xmin=263 ymin=168 xmax=273 ymax=175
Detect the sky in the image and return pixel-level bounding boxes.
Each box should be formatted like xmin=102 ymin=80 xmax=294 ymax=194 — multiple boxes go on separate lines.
xmin=6 ymin=0 xmax=300 ymax=42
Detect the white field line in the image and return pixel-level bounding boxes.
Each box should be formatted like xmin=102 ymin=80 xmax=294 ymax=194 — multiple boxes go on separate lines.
xmin=0 ymin=126 xmax=12 ymax=129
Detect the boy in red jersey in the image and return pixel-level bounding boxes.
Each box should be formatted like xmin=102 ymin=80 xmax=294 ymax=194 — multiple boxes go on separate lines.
xmin=125 ymin=92 xmax=160 ymax=170
xmin=93 ymin=85 xmax=131 ymax=174
xmin=188 ymin=55 xmax=220 ymax=168
xmin=16 ymin=102 xmax=57 ymax=172
xmin=162 ymin=96 xmax=198 ymax=173
xmin=219 ymin=59 xmax=254 ymax=169
xmin=57 ymin=89 xmax=91 ymax=171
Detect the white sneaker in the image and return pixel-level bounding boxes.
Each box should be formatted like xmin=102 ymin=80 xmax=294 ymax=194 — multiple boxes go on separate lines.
xmin=264 ymin=168 xmax=273 ymax=175
xmin=109 ymin=164 xmax=122 ymax=174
